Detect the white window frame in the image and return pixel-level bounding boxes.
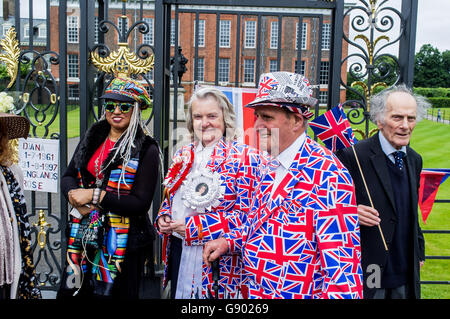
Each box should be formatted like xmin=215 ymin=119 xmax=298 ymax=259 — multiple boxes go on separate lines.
xmin=38 ymin=24 xmax=46 ymax=38
xmin=219 ymin=20 xmax=231 ymax=48
xmin=218 ymin=58 xmax=230 ymax=83
xmin=269 ymin=59 xmax=278 ymax=73
xmin=2 ymin=24 xmax=11 ymax=37
xmin=295 ymin=60 xmax=306 ymax=75
xmin=68 ymin=84 xmax=80 ymax=100
xmin=94 ymin=16 xmax=99 ymax=44
xmin=244 ymin=20 xmax=256 ymax=48
xmin=322 ymin=23 xmax=331 ymax=50
xmin=170 ymin=18 xmax=179 ymax=46
xmin=67 ymin=16 xmax=79 ymax=43
xmin=319 ymin=61 xmax=330 ymax=85
xmin=193 ymin=19 xmax=205 ymax=47
xmin=270 ymin=21 xmax=278 ymax=49
xmin=195 ymin=57 xmax=205 ymax=82
xmin=319 ymin=90 xmax=328 ymax=104
xmin=117 ymin=16 xmax=129 ymax=36
xmin=68 ymin=54 xmax=79 ymax=79
xmin=243 ymin=59 xmax=255 ymax=83
xmin=295 ymin=22 xmax=307 ymax=50
xmin=143 ymin=17 xmax=154 ymax=45
xmin=23 ymin=24 xmax=30 ymax=38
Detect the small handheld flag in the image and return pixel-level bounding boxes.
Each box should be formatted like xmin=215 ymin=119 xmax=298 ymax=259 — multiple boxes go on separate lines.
xmin=309 ymin=104 xmax=358 ymax=152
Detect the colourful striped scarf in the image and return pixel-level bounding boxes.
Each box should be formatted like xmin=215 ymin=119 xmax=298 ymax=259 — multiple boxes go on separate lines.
xmin=64 ymin=158 xmax=139 ymax=297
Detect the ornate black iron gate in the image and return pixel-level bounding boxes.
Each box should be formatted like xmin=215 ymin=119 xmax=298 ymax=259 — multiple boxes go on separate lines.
xmin=0 ymin=0 xmax=419 ymax=298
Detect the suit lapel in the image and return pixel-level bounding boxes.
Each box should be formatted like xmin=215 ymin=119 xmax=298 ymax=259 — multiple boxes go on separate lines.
xmin=405 ymin=147 xmax=418 ymax=215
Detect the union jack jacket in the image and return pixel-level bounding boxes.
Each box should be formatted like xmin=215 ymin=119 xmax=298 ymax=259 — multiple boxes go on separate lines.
xmin=224 ymin=136 xmax=363 ymax=299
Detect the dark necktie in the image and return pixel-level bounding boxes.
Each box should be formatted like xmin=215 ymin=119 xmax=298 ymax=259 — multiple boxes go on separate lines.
xmin=393 ymin=151 xmax=404 ymax=170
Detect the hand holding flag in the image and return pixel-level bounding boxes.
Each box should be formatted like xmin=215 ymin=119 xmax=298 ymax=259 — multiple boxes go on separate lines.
xmin=310 ymin=104 xmax=388 ymax=251
xmin=309 ymin=104 xmax=358 ymax=152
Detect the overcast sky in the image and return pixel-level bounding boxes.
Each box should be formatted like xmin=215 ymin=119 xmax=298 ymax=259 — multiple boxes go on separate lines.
xmin=346 ymin=0 xmax=450 ymax=54
xmin=415 ymin=0 xmax=450 ymax=52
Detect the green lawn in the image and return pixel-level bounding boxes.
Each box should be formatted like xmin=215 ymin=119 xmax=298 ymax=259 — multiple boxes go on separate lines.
xmin=410 ymin=119 xmax=450 ymax=299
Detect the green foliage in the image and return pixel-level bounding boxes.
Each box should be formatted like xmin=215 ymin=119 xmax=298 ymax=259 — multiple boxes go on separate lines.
xmin=0 ymin=62 xmax=32 ymax=91
xmin=413 ymin=87 xmax=450 ymax=98
xmin=414 ymin=44 xmax=450 ymax=88
xmin=427 ymin=97 xmax=450 ymax=108
xmin=346 ymin=55 xmax=400 ymax=102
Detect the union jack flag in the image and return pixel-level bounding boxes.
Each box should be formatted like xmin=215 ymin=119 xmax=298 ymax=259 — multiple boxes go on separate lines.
xmin=308 ymin=104 xmax=358 ymax=152
xmin=257 ymin=75 xmax=279 ymax=99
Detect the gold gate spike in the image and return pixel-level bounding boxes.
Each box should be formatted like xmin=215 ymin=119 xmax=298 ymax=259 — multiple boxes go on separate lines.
xmin=0 ymin=27 xmax=20 ymax=89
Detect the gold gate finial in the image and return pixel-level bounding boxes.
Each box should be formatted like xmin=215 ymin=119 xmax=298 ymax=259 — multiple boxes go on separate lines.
xmin=0 ymin=27 xmax=20 ymax=89
xmin=90 ymin=42 xmax=154 ymax=77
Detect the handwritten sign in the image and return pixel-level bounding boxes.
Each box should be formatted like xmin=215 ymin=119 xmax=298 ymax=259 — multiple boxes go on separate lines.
xmin=18 ymin=138 xmax=59 ymax=193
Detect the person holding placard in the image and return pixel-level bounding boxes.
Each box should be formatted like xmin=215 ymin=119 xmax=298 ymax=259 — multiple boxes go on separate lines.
xmin=58 ymin=78 xmax=160 ymax=299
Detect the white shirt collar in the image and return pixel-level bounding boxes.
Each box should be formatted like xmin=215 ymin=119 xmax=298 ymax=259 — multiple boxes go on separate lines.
xmin=195 ymin=139 xmax=220 ymax=153
xmin=378 ymin=131 xmax=407 ymax=157
xmin=276 ymin=132 xmax=306 ymax=170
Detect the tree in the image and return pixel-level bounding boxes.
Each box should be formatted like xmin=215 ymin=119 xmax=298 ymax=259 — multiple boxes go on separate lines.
xmin=442 ymin=50 xmax=450 ymax=88
xmin=413 ymin=44 xmax=447 ymax=88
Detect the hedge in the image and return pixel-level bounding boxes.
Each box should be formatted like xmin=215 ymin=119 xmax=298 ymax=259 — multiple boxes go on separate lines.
xmin=413 ymin=87 xmax=450 ymax=98
xmin=426 ymin=97 xmax=450 ymax=108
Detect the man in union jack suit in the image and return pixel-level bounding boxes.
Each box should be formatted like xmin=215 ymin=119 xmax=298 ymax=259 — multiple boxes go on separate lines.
xmin=204 ymin=72 xmax=363 ymax=299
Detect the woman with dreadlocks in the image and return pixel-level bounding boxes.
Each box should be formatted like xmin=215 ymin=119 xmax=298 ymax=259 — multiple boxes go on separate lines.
xmin=57 ymin=77 xmax=160 ymax=299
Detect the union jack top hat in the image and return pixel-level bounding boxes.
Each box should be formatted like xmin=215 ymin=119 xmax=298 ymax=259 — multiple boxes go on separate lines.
xmin=245 ymin=72 xmax=317 ymax=116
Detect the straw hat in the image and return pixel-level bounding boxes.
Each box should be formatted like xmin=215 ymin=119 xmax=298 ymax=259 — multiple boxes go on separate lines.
xmin=0 ymin=112 xmax=30 ymax=139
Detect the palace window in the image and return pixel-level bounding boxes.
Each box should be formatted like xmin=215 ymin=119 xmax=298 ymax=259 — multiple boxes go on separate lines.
xmin=67 ymin=16 xmax=79 ymax=43
xmin=219 ymin=20 xmax=231 ymax=48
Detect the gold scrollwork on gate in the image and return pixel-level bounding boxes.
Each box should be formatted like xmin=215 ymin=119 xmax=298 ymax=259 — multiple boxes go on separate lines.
xmin=351 ymin=81 xmax=388 ymax=112
xmin=0 ymin=27 xmax=20 ymax=89
xmin=90 ymin=42 xmax=154 ymax=77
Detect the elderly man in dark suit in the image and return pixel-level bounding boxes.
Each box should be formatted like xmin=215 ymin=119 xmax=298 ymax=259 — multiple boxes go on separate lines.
xmin=336 ymin=84 xmax=430 ymax=299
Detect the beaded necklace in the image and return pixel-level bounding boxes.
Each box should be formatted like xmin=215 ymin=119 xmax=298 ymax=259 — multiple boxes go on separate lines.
xmin=94 ymin=137 xmax=113 ymax=187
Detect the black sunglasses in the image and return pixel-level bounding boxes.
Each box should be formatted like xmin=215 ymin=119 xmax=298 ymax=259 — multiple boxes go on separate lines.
xmin=104 ymin=101 xmax=134 ymax=113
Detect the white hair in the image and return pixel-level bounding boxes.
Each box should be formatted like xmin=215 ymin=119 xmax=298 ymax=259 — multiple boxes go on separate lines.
xmin=369 ymin=84 xmax=431 ymax=124
xmin=186 ymin=87 xmax=238 ymax=142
